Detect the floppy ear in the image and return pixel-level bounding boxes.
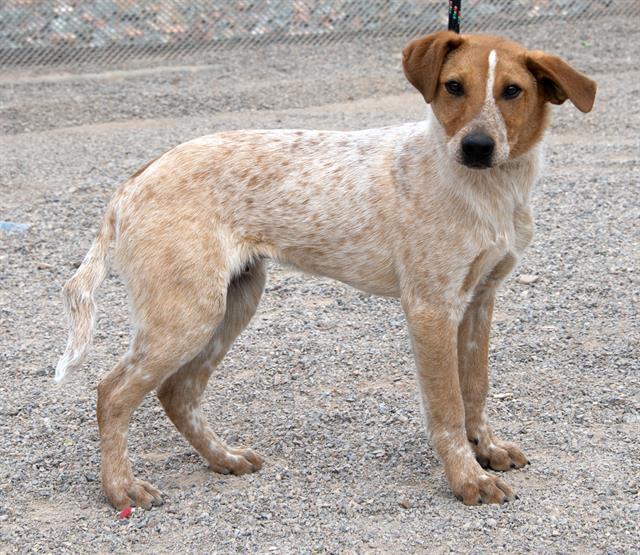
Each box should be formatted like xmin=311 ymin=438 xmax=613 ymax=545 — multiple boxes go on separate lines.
xmin=526 ymin=51 xmax=597 ymax=113
xmin=402 ymin=31 xmax=464 ymax=103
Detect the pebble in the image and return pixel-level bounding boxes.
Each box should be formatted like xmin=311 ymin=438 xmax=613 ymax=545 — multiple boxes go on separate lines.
xmin=517 ymin=274 xmax=540 ymax=285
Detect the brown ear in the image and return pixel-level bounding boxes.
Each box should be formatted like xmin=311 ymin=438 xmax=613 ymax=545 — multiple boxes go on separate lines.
xmin=402 ymin=31 xmax=464 ymax=103
xmin=527 ymin=51 xmax=597 ymax=113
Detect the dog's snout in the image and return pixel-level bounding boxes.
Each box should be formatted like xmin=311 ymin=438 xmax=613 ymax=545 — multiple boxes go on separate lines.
xmin=461 ymin=132 xmax=495 ymax=168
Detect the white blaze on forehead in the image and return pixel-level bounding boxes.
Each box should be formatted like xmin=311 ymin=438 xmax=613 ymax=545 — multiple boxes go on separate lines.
xmin=486 ymin=50 xmax=497 ymax=101
xmin=479 ymin=48 xmax=510 ymax=162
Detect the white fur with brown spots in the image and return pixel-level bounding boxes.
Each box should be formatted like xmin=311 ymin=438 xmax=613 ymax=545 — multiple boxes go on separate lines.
xmin=55 ymin=32 xmax=596 ymax=508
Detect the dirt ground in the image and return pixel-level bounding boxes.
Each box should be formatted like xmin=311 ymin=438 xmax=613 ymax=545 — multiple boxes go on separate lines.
xmin=1 ymin=17 xmax=638 ymax=554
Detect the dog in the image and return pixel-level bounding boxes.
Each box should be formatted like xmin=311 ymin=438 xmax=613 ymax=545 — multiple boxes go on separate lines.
xmin=55 ymin=31 xmax=596 ymax=508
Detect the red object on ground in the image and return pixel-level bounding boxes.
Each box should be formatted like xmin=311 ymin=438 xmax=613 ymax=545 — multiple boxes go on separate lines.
xmin=118 ymin=506 xmax=133 ymax=519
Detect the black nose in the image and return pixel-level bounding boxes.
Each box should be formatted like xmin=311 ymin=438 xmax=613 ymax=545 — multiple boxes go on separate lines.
xmin=461 ymin=132 xmax=495 ymax=168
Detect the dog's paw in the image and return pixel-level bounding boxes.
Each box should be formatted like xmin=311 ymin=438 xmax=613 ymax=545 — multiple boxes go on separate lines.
xmin=209 ymin=447 xmax=263 ymax=475
xmin=473 ymin=438 xmax=529 ymax=471
xmin=452 ymin=468 xmax=516 ymax=505
xmin=104 ymin=476 xmax=163 ymax=510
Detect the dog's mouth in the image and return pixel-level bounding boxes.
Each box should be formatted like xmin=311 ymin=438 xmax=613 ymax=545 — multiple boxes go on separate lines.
xmin=460 ymin=158 xmax=494 ymax=170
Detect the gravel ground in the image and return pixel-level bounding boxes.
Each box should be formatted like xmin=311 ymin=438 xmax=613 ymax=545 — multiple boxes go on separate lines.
xmin=1 ymin=17 xmax=639 ymax=554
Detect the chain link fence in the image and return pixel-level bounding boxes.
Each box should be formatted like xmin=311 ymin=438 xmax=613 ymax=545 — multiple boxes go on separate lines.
xmin=1 ymin=0 xmax=638 ymax=69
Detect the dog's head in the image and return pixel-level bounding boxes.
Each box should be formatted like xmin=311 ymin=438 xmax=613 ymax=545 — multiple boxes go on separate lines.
xmin=402 ymin=32 xmax=596 ymax=169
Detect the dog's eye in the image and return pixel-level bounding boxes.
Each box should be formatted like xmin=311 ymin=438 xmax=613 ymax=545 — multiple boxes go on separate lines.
xmin=445 ymin=80 xmax=464 ymax=97
xmin=503 ymin=84 xmax=522 ymax=99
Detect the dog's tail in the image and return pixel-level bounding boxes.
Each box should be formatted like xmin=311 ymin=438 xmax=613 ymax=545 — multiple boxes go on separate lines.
xmin=54 ymin=199 xmax=117 ymax=383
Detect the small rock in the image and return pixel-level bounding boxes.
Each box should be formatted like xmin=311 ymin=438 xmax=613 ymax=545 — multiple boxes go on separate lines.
xmin=493 ymin=392 xmax=512 ymax=400
xmin=37 ymin=262 xmax=54 ymax=270
xmin=517 ymin=274 xmax=539 ymax=285
xmin=37 ymin=366 xmax=53 ymax=377
xmin=398 ymin=498 xmax=412 ymax=509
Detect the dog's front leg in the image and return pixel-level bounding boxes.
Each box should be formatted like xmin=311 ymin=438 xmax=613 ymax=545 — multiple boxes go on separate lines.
xmin=458 ymin=286 xmax=529 ymax=471
xmin=403 ymin=299 xmax=515 ymax=505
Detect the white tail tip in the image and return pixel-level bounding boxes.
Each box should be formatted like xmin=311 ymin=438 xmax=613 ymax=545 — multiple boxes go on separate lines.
xmin=54 ymin=352 xmax=74 ymax=383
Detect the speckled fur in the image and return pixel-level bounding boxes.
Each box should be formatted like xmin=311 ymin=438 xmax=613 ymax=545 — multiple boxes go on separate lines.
xmin=55 ymin=32 xmax=596 ymax=508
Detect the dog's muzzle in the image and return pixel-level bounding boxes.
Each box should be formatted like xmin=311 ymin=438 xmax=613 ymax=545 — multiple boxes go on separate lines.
xmin=461 ymin=132 xmax=495 ymax=168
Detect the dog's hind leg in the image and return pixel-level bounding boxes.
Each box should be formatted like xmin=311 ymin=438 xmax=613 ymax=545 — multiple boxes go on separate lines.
xmin=96 ymin=228 xmax=237 ymax=509
xmin=97 ymin=298 xmax=227 ymax=509
xmin=157 ymin=260 xmax=266 ymax=476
